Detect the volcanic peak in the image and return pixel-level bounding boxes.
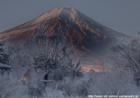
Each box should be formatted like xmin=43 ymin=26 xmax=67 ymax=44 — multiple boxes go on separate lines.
xmin=33 ymin=8 xmax=78 ymax=23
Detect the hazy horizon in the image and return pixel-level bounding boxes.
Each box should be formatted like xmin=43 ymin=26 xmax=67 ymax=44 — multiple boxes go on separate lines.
xmin=0 ymin=0 xmax=140 ymax=37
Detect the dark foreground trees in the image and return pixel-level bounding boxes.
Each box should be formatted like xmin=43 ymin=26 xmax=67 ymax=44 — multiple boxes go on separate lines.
xmin=0 ymin=43 xmax=9 ymax=65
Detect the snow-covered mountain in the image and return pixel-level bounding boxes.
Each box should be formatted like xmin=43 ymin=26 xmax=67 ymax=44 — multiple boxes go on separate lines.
xmin=0 ymin=8 xmax=131 ymax=56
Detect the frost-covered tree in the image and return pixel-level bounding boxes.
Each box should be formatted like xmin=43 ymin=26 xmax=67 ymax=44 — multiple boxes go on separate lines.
xmin=86 ymin=72 xmax=140 ymax=95
xmin=112 ymin=39 xmax=140 ymax=86
xmin=33 ymin=46 xmax=83 ymax=80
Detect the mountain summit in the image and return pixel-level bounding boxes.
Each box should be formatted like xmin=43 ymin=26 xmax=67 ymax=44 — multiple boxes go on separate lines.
xmin=0 ymin=8 xmax=129 ymax=55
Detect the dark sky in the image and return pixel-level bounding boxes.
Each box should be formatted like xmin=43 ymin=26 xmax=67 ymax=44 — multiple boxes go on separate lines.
xmin=0 ymin=0 xmax=140 ymax=37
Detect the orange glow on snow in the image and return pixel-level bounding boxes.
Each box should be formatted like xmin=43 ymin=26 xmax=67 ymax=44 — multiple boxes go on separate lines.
xmin=82 ymin=65 xmax=104 ymax=72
